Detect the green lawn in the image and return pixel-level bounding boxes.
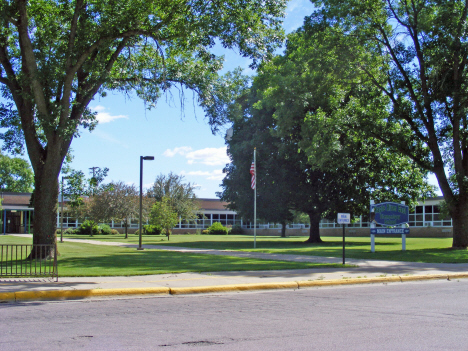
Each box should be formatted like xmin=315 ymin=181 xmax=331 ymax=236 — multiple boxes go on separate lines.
xmin=2 ymin=233 xmax=467 ymax=278
xmin=64 ymin=233 xmax=468 ymax=263
xmin=0 ymin=235 xmax=346 ymax=276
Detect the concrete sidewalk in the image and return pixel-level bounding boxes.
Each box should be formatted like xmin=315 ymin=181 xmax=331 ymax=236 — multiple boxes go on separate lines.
xmin=1 ymin=237 xmax=468 ymax=301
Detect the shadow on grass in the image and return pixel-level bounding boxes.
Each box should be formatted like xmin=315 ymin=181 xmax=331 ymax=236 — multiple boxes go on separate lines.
xmin=57 ymin=250 xmax=343 ymax=276
xmin=154 ymin=239 xmax=391 ymax=249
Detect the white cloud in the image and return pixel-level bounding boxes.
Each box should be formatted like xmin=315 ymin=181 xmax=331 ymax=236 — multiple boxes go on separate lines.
xmin=92 ymin=130 xmax=129 ymax=148
xmin=182 ymin=169 xmax=225 ymax=181
xmin=163 ymin=146 xmax=193 ymax=157
xmin=164 ymin=146 xmax=229 ymax=166
xmin=91 ymin=105 xmax=128 ymax=123
xmin=186 ymin=147 xmax=229 ymax=166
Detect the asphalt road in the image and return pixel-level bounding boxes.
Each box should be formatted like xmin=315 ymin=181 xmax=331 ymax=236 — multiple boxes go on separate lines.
xmin=1 ymin=280 xmax=467 ymax=351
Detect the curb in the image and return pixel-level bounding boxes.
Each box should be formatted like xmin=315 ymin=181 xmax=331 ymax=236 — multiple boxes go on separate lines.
xmin=1 ymin=273 xmax=467 ymax=302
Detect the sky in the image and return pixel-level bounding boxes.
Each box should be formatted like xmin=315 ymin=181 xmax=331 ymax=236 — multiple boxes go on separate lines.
xmin=2 ymin=0 xmax=441 ymax=198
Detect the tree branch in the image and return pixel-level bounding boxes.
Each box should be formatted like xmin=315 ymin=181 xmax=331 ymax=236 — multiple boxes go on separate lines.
xmin=16 ymin=0 xmax=49 ymax=121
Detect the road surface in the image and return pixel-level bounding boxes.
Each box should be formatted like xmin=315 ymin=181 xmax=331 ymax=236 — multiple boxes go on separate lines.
xmin=1 ymin=279 xmax=467 ymax=350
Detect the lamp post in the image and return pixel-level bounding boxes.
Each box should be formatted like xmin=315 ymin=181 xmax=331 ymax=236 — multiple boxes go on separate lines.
xmin=60 ymin=176 xmax=70 ymax=243
xmin=138 ymin=156 xmax=154 ymax=250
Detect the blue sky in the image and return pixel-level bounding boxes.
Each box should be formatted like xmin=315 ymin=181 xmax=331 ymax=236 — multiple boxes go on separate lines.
xmin=64 ymin=0 xmax=318 ymax=198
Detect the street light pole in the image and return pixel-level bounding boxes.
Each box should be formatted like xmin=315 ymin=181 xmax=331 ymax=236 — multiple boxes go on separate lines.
xmin=138 ymin=156 xmax=154 ymax=250
xmin=60 ymin=176 xmax=70 ymax=243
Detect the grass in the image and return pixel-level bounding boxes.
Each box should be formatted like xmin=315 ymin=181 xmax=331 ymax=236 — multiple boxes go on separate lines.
xmin=2 ymin=233 xmax=467 ymax=277
xmin=0 ymin=235 xmax=347 ymax=277
xmin=63 ymin=233 xmax=468 ymax=263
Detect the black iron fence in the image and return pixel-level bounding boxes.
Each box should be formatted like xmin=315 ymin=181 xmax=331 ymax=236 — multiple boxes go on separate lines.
xmin=0 ymin=244 xmax=58 ymax=281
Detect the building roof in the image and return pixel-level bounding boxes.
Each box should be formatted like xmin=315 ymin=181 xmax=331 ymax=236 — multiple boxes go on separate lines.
xmin=0 ymin=193 xmax=231 ymax=212
xmin=196 ymin=198 xmax=229 ymax=211
xmin=0 ymin=192 xmax=33 ymax=211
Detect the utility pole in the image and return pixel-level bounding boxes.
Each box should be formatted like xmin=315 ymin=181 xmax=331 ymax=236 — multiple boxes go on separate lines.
xmin=89 ymin=167 xmax=99 ymax=196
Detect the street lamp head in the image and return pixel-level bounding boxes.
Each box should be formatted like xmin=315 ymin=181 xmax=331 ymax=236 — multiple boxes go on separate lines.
xmin=142 ymin=156 xmax=154 ymax=161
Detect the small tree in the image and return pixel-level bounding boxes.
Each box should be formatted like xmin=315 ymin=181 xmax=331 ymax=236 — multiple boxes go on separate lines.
xmin=149 ymin=173 xmax=200 ymax=225
xmin=87 ymin=182 xmax=140 ymax=239
xmin=149 ymin=197 xmax=178 ymax=241
xmin=63 ymin=167 xmax=109 ymax=205
xmin=64 ymin=167 xmax=109 ymax=236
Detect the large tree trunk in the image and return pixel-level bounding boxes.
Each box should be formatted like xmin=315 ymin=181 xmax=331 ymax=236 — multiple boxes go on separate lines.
xmin=24 ymin=128 xmax=70 ymax=259
xmin=450 ymin=199 xmax=468 ymax=249
xmin=304 ymin=212 xmax=323 ymax=243
xmin=280 ymin=220 xmax=286 ymax=237
xmin=30 ymin=168 xmax=60 ymax=259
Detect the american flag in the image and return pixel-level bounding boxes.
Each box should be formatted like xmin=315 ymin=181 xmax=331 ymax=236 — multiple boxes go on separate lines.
xmin=250 ymin=161 xmax=256 ymax=190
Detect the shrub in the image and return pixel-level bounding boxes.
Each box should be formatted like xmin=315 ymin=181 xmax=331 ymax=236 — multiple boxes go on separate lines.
xmin=79 ymin=220 xmax=99 ymax=235
xmin=202 ymin=229 xmax=209 ymax=234
xmin=110 ymin=229 xmax=120 ymax=235
xmin=98 ymin=224 xmax=112 ymax=235
xmin=144 ymin=224 xmax=162 ymax=235
xmin=229 ymin=224 xmax=244 ymax=234
xmin=56 ymin=227 xmax=79 ymax=235
xmin=208 ymin=222 xmax=228 ymax=235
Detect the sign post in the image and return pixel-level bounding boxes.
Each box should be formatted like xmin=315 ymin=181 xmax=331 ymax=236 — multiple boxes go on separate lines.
xmin=337 ymin=213 xmax=350 ymax=264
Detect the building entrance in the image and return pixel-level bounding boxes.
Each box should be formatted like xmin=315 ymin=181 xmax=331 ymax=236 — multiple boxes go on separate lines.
xmin=5 ymin=211 xmax=22 ymax=233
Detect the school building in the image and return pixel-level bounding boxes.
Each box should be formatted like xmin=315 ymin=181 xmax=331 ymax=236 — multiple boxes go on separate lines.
xmin=0 ymin=192 xmax=453 ymax=237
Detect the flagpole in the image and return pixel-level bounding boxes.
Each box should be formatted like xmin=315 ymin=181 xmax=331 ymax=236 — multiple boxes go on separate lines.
xmin=254 ymin=148 xmax=256 ymax=249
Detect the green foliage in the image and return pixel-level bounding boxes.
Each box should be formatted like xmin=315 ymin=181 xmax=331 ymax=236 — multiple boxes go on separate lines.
xmin=111 ymin=229 xmax=120 ymax=235
xmin=149 ymin=173 xmax=200 ymax=223
xmin=202 ymin=229 xmax=209 ymax=234
xmin=229 ymin=224 xmax=244 ymax=234
xmin=0 ymin=152 xmax=34 ymax=192
xmin=63 ymin=167 xmax=109 ymax=208
xmin=143 ymin=224 xmax=162 ymax=235
xmin=98 ymin=224 xmax=112 ymax=235
xmin=304 ymin=0 xmax=468 ymax=247
xmin=219 ymin=69 xmax=434 ymax=243
xmin=208 ymin=222 xmax=229 ymax=235
xmin=149 ymin=197 xmax=179 ymax=240
xmin=79 ymin=220 xmax=99 ymax=235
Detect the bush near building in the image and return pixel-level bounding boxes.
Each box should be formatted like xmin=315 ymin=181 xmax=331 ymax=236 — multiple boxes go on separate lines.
xmin=208 ymin=222 xmax=229 ymax=235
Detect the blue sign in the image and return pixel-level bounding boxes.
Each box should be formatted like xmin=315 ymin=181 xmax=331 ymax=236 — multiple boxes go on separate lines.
xmin=370 ymin=202 xmax=409 ymax=226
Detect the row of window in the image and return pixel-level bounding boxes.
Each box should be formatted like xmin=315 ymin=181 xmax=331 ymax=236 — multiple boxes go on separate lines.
xmin=58 ymin=205 xmax=453 ymax=230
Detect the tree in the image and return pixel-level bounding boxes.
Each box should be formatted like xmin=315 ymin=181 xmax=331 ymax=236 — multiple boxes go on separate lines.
xmin=0 ymin=152 xmax=33 ymax=192
xmin=218 ymin=103 xmax=297 ymax=238
xmin=149 ymin=197 xmax=178 ymax=240
xmin=149 ymin=172 xmax=200 ymax=225
xmin=302 ymin=0 xmax=468 ymax=248
xmin=219 ymin=43 xmax=434 ymax=242
xmin=63 ymin=167 xmax=109 ymax=205
xmin=87 ymin=181 xmax=139 ymax=238
xmin=0 ymin=0 xmax=287 ymax=253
